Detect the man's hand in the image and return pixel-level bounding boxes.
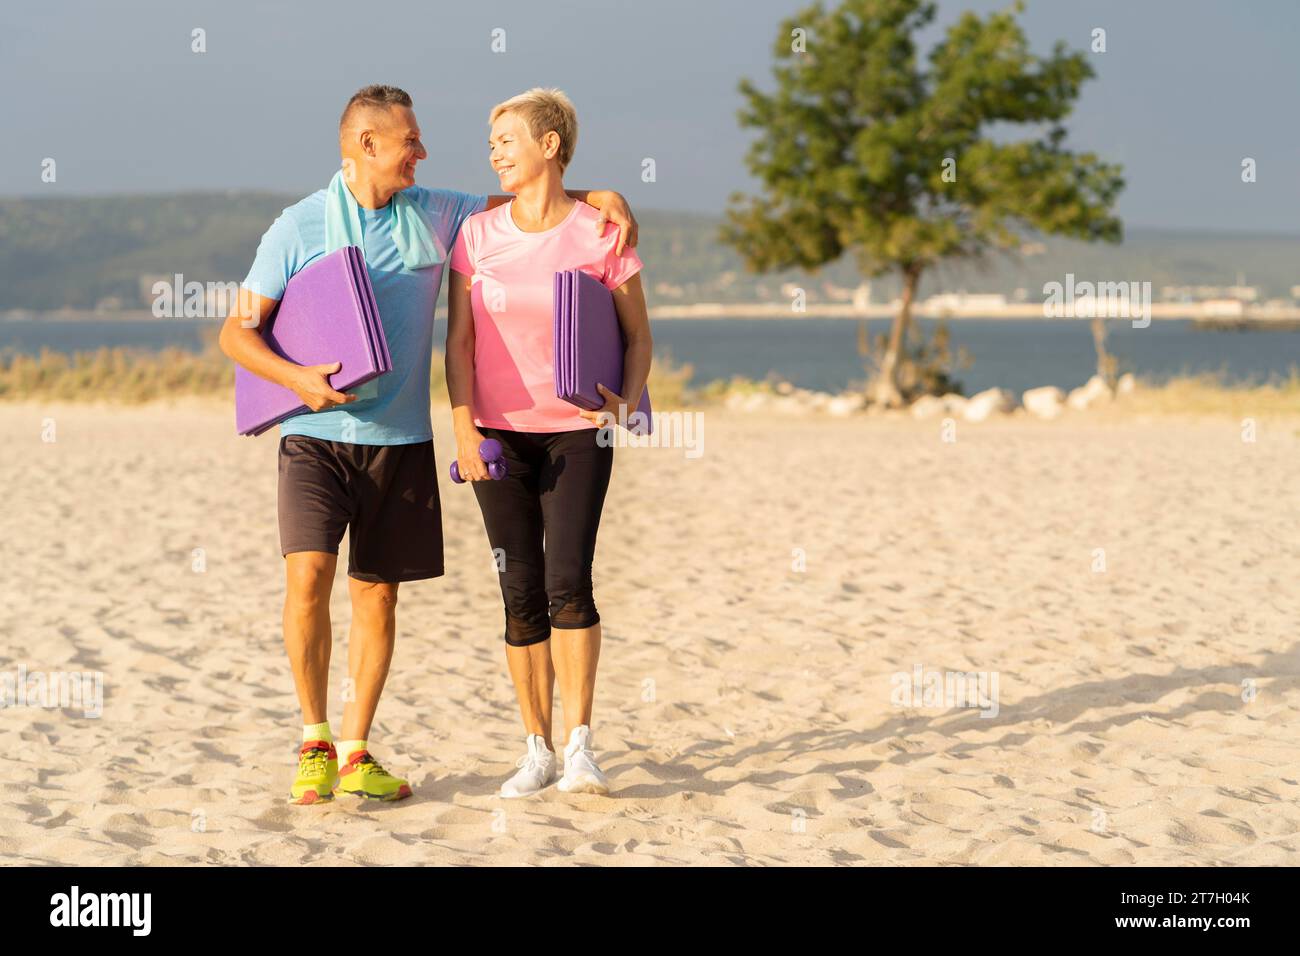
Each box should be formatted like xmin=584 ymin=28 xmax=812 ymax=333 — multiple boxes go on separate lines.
xmin=586 ymin=190 xmax=638 ymax=256
xmin=288 ymin=362 xmax=357 ymax=412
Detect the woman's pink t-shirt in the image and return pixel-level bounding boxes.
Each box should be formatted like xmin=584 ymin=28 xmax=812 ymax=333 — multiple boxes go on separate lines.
xmin=449 ymin=200 xmax=643 ymax=432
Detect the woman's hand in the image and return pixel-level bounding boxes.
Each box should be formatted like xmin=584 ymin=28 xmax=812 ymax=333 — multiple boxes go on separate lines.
xmin=454 ymin=425 xmax=492 ymax=481
xmin=586 ymin=191 xmax=638 ymax=256
xmin=578 ymin=382 xmax=636 ymax=428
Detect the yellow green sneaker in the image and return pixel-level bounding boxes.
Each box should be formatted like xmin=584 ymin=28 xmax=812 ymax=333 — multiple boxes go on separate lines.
xmin=337 ymin=750 xmax=413 ymax=801
xmin=289 ymin=739 xmax=339 ymax=805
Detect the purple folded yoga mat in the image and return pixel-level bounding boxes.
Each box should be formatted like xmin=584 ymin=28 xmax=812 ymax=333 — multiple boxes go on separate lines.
xmin=562 ymin=270 xmax=575 ymax=395
xmin=553 ymin=268 xmax=652 ymax=435
xmin=553 ymin=271 xmax=563 ymax=397
xmin=234 ymin=246 xmax=391 ymax=436
xmin=553 ymin=271 xmax=570 ymax=396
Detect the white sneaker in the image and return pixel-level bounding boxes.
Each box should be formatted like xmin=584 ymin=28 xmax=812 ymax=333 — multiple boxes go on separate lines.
xmin=499 ymin=733 xmax=557 ymax=798
xmin=557 ymin=725 xmax=609 ymax=794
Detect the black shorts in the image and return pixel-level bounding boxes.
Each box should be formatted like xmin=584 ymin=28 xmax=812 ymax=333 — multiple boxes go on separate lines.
xmin=277 ymin=434 xmax=444 ymax=583
xmin=470 ymin=426 xmax=613 ymax=646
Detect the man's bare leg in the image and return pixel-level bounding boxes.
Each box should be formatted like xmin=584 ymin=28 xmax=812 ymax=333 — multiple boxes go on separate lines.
xmin=334 ymin=576 xmax=411 ymax=799
xmin=283 ymin=551 xmax=339 ymax=804
xmin=340 ymin=577 xmax=399 ymax=741
xmin=283 ymin=551 xmax=337 ymax=724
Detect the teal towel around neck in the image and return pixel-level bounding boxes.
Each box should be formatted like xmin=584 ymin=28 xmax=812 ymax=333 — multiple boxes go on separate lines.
xmin=320 ymin=169 xmax=444 ymax=403
xmin=323 ymin=168 xmax=445 ymax=271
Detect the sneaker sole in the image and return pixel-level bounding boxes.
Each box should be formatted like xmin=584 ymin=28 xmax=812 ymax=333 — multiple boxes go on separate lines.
xmin=339 ymin=784 xmax=413 ymax=802
xmin=557 ymin=775 xmax=609 ymax=795
xmin=289 ymin=788 xmax=335 ymax=805
xmin=499 ymin=783 xmax=554 ymax=799
xmin=498 ymin=789 xmax=535 ymax=799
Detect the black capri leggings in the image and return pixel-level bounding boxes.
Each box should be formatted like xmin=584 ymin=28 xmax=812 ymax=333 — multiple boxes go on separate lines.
xmin=470 ymin=426 xmax=613 ymax=646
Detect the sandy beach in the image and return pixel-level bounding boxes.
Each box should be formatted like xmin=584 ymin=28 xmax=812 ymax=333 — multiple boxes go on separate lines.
xmin=1 ymin=398 xmax=1297 ymax=866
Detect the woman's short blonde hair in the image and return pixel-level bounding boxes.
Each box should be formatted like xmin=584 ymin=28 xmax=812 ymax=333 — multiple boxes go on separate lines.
xmin=489 ymin=88 xmax=578 ymax=171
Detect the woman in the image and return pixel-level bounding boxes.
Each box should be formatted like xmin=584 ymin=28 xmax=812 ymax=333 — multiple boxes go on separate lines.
xmin=446 ymin=88 xmax=651 ymax=797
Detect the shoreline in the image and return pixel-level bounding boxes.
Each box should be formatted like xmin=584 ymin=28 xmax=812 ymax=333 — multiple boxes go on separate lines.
xmin=5 ymin=373 xmax=1298 ymax=422
xmin=7 ymin=305 xmax=1300 ymax=324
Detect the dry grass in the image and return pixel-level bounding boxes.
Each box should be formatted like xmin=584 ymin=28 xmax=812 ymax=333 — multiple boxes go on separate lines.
xmin=0 ymin=333 xmax=700 ymax=409
xmin=1109 ymin=368 xmax=1300 ymax=419
xmin=0 ymin=337 xmax=233 ymax=403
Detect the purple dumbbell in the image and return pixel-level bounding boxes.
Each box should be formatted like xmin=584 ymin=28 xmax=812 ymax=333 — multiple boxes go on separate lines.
xmin=450 ymin=438 xmax=507 ymax=483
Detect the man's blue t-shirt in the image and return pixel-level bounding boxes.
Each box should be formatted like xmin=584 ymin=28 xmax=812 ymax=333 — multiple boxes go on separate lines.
xmin=242 ymin=186 xmax=486 ymax=445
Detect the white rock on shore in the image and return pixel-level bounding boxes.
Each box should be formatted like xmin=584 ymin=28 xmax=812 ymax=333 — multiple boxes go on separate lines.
xmin=963 ymin=387 xmax=1017 ymax=423
xmin=1022 ymin=386 xmax=1066 ymax=420
xmin=723 ymin=385 xmax=867 ymax=416
xmin=910 ymin=395 xmax=947 ymax=419
xmin=716 ymin=376 xmax=1132 ymax=420
xmin=770 ymin=395 xmax=806 ymax=414
xmin=827 ymin=393 xmax=866 ymax=417
xmin=724 ymin=390 xmax=772 ymax=413
xmin=941 ymin=393 xmax=968 ymax=414
xmin=1067 ymin=375 xmax=1113 ymax=411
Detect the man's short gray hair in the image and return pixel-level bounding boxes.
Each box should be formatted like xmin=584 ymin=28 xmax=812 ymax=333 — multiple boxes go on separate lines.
xmin=340 ymin=84 xmax=413 ymax=130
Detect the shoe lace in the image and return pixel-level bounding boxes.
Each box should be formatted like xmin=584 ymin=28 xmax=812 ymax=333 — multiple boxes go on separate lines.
xmin=350 ymin=751 xmax=390 ymax=777
xmin=515 ymin=751 xmax=545 ymax=772
xmin=567 ymin=737 xmax=597 ymax=768
xmin=299 ymin=745 xmax=330 ymax=775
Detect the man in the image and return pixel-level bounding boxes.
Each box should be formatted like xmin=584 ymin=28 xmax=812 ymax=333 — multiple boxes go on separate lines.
xmin=218 ymin=84 xmax=637 ymax=804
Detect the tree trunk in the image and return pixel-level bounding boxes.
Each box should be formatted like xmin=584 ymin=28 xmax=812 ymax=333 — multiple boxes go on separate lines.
xmin=873 ymin=265 xmax=921 ymax=408
xmin=1090 ymin=315 xmax=1116 ymax=390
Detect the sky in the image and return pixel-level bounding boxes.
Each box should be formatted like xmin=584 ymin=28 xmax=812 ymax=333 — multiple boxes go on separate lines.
xmin=3 ymin=0 xmax=1299 ymax=232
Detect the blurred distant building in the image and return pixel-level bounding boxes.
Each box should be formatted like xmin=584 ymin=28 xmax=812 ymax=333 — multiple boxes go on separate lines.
xmin=923 ymin=292 xmax=1008 ymax=314
xmin=1160 ymin=284 xmax=1258 ymax=303
xmin=820 ymin=280 xmax=871 ymax=308
xmin=1201 ymin=298 xmax=1246 ymax=317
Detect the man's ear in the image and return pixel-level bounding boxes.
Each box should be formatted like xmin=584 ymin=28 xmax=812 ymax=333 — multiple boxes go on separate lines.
xmin=360 ymin=129 xmax=376 ymax=157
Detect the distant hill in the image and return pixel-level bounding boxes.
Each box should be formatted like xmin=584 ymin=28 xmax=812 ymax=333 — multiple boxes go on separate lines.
xmin=3 ymin=192 xmax=1299 ymax=311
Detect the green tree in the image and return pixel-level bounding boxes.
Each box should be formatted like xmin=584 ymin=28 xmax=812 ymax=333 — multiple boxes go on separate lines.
xmin=722 ymin=0 xmax=1124 ymax=406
